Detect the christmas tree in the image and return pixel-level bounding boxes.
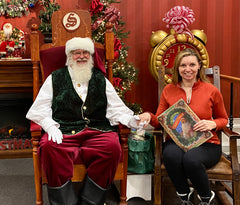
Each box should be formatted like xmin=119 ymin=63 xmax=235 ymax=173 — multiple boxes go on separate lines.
xmin=87 ymin=0 xmax=142 ymax=114
xmin=38 ymin=0 xmax=60 ymax=33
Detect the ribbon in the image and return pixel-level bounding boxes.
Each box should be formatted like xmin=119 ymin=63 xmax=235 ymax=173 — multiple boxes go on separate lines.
xmin=163 ymin=6 xmax=195 ymax=38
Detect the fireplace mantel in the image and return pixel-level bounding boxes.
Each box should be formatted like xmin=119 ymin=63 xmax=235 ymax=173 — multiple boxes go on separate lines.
xmin=0 ymin=59 xmax=33 ymax=158
xmin=0 ymin=59 xmax=33 ymax=94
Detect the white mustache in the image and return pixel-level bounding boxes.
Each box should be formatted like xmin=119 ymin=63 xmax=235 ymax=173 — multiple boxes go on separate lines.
xmin=76 ymin=58 xmax=88 ymax=62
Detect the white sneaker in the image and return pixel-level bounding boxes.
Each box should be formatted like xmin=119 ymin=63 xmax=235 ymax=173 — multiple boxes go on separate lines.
xmin=177 ymin=187 xmax=194 ymax=205
xmin=198 ymin=190 xmax=215 ymax=205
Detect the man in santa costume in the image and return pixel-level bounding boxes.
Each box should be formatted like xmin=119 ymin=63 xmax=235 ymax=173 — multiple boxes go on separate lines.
xmin=26 ymin=37 xmax=142 ymax=205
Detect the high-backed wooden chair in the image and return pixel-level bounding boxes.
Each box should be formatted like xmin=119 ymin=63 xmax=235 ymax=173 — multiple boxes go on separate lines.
xmin=153 ymin=65 xmax=240 ymax=205
xmin=30 ymin=10 xmax=129 ymax=205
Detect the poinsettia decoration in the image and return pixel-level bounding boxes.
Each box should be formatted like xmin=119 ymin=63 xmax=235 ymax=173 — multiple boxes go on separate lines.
xmin=89 ymin=0 xmax=104 ymax=15
xmin=113 ymin=77 xmax=122 ymax=90
xmin=114 ymin=37 xmax=121 ymax=59
xmin=0 ymin=0 xmax=38 ymax=17
xmin=87 ymin=0 xmax=142 ymax=114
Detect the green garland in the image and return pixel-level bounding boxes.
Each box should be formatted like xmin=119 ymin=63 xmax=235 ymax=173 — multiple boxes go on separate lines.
xmin=0 ymin=0 xmax=38 ymax=18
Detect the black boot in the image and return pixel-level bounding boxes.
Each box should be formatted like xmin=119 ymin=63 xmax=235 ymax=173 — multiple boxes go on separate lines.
xmin=80 ymin=176 xmax=106 ymax=205
xmin=47 ymin=180 xmax=79 ymax=205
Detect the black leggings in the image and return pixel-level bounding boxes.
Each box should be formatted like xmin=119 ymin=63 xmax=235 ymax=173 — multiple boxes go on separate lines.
xmin=162 ymin=140 xmax=221 ymax=197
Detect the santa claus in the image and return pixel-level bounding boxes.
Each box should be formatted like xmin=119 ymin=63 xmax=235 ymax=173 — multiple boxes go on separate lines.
xmin=0 ymin=22 xmax=15 ymax=56
xmin=2 ymin=22 xmax=13 ymax=38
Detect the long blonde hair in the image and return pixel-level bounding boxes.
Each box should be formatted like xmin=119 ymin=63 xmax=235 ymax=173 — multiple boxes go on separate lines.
xmin=172 ymin=48 xmax=210 ymax=84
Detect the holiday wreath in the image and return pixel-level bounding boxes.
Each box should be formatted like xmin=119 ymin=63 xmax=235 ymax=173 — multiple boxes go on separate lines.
xmin=0 ymin=0 xmax=38 ymax=18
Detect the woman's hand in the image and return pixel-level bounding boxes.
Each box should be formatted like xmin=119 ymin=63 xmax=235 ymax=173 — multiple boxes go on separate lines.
xmin=193 ymin=120 xmax=216 ymax=132
xmin=138 ymin=112 xmax=151 ymax=128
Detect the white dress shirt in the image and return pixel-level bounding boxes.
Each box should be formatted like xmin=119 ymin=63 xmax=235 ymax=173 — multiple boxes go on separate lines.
xmin=26 ymin=67 xmax=138 ymax=132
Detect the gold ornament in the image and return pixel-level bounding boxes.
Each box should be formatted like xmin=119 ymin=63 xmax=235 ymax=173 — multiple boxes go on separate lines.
xmin=191 ymin=29 xmax=207 ymax=45
xmin=150 ymin=30 xmax=168 ymax=47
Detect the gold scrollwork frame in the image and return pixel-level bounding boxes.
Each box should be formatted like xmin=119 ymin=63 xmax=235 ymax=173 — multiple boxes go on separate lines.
xmin=149 ymin=34 xmax=209 ymax=81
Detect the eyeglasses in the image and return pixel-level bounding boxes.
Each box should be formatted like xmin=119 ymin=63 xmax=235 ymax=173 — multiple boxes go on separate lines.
xmin=72 ymin=50 xmax=90 ymax=57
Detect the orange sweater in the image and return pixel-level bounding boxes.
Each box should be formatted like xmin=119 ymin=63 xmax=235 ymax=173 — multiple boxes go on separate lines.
xmin=150 ymin=80 xmax=228 ymax=145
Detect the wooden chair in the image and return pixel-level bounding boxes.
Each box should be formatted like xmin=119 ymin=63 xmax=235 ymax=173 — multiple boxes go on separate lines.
xmin=153 ymin=65 xmax=240 ymax=205
xmin=30 ymin=10 xmax=129 ymax=205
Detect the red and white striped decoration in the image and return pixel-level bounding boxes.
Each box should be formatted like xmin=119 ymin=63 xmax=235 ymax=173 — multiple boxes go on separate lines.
xmin=162 ymin=6 xmax=195 ymax=37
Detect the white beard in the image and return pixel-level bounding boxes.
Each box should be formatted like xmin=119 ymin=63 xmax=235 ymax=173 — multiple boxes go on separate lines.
xmin=69 ymin=56 xmax=94 ymax=84
xmin=3 ymin=24 xmax=13 ymax=38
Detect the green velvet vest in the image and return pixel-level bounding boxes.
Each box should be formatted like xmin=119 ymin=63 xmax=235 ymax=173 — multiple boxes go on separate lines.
xmin=51 ymin=67 xmax=117 ymax=134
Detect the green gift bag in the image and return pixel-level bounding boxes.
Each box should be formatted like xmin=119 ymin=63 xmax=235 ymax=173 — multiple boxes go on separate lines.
xmin=128 ymin=132 xmax=155 ymax=174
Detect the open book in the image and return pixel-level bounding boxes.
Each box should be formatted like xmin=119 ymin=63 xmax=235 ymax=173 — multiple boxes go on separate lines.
xmin=157 ymin=99 xmax=213 ymax=152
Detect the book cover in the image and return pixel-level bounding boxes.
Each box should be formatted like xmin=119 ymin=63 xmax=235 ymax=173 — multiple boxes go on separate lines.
xmin=157 ymin=99 xmax=213 ymax=152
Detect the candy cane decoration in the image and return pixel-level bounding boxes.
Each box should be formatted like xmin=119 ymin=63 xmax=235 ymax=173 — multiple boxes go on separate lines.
xmin=163 ymin=6 xmax=195 ymax=38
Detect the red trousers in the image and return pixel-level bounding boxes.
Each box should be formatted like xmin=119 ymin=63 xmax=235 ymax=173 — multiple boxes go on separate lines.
xmin=38 ymin=128 xmax=122 ymax=188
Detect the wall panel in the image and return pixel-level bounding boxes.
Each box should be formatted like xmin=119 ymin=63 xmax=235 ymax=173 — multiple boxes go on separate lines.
xmin=0 ymin=0 xmax=239 ymax=116
xmin=115 ymin=0 xmax=240 ymax=117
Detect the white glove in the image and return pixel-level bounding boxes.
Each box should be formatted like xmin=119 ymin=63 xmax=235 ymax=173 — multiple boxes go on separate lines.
xmin=138 ymin=121 xmax=147 ymax=129
xmin=137 ymin=121 xmax=147 ymax=136
xmin=128 ymin=115 xmax=141 ymax=129
xmin=46 ymin=125 xmax=63 ymax=144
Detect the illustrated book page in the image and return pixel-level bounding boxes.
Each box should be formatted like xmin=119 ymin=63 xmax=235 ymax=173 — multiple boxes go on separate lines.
xmin=157 ymin=99 xmax=213 ymax=152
